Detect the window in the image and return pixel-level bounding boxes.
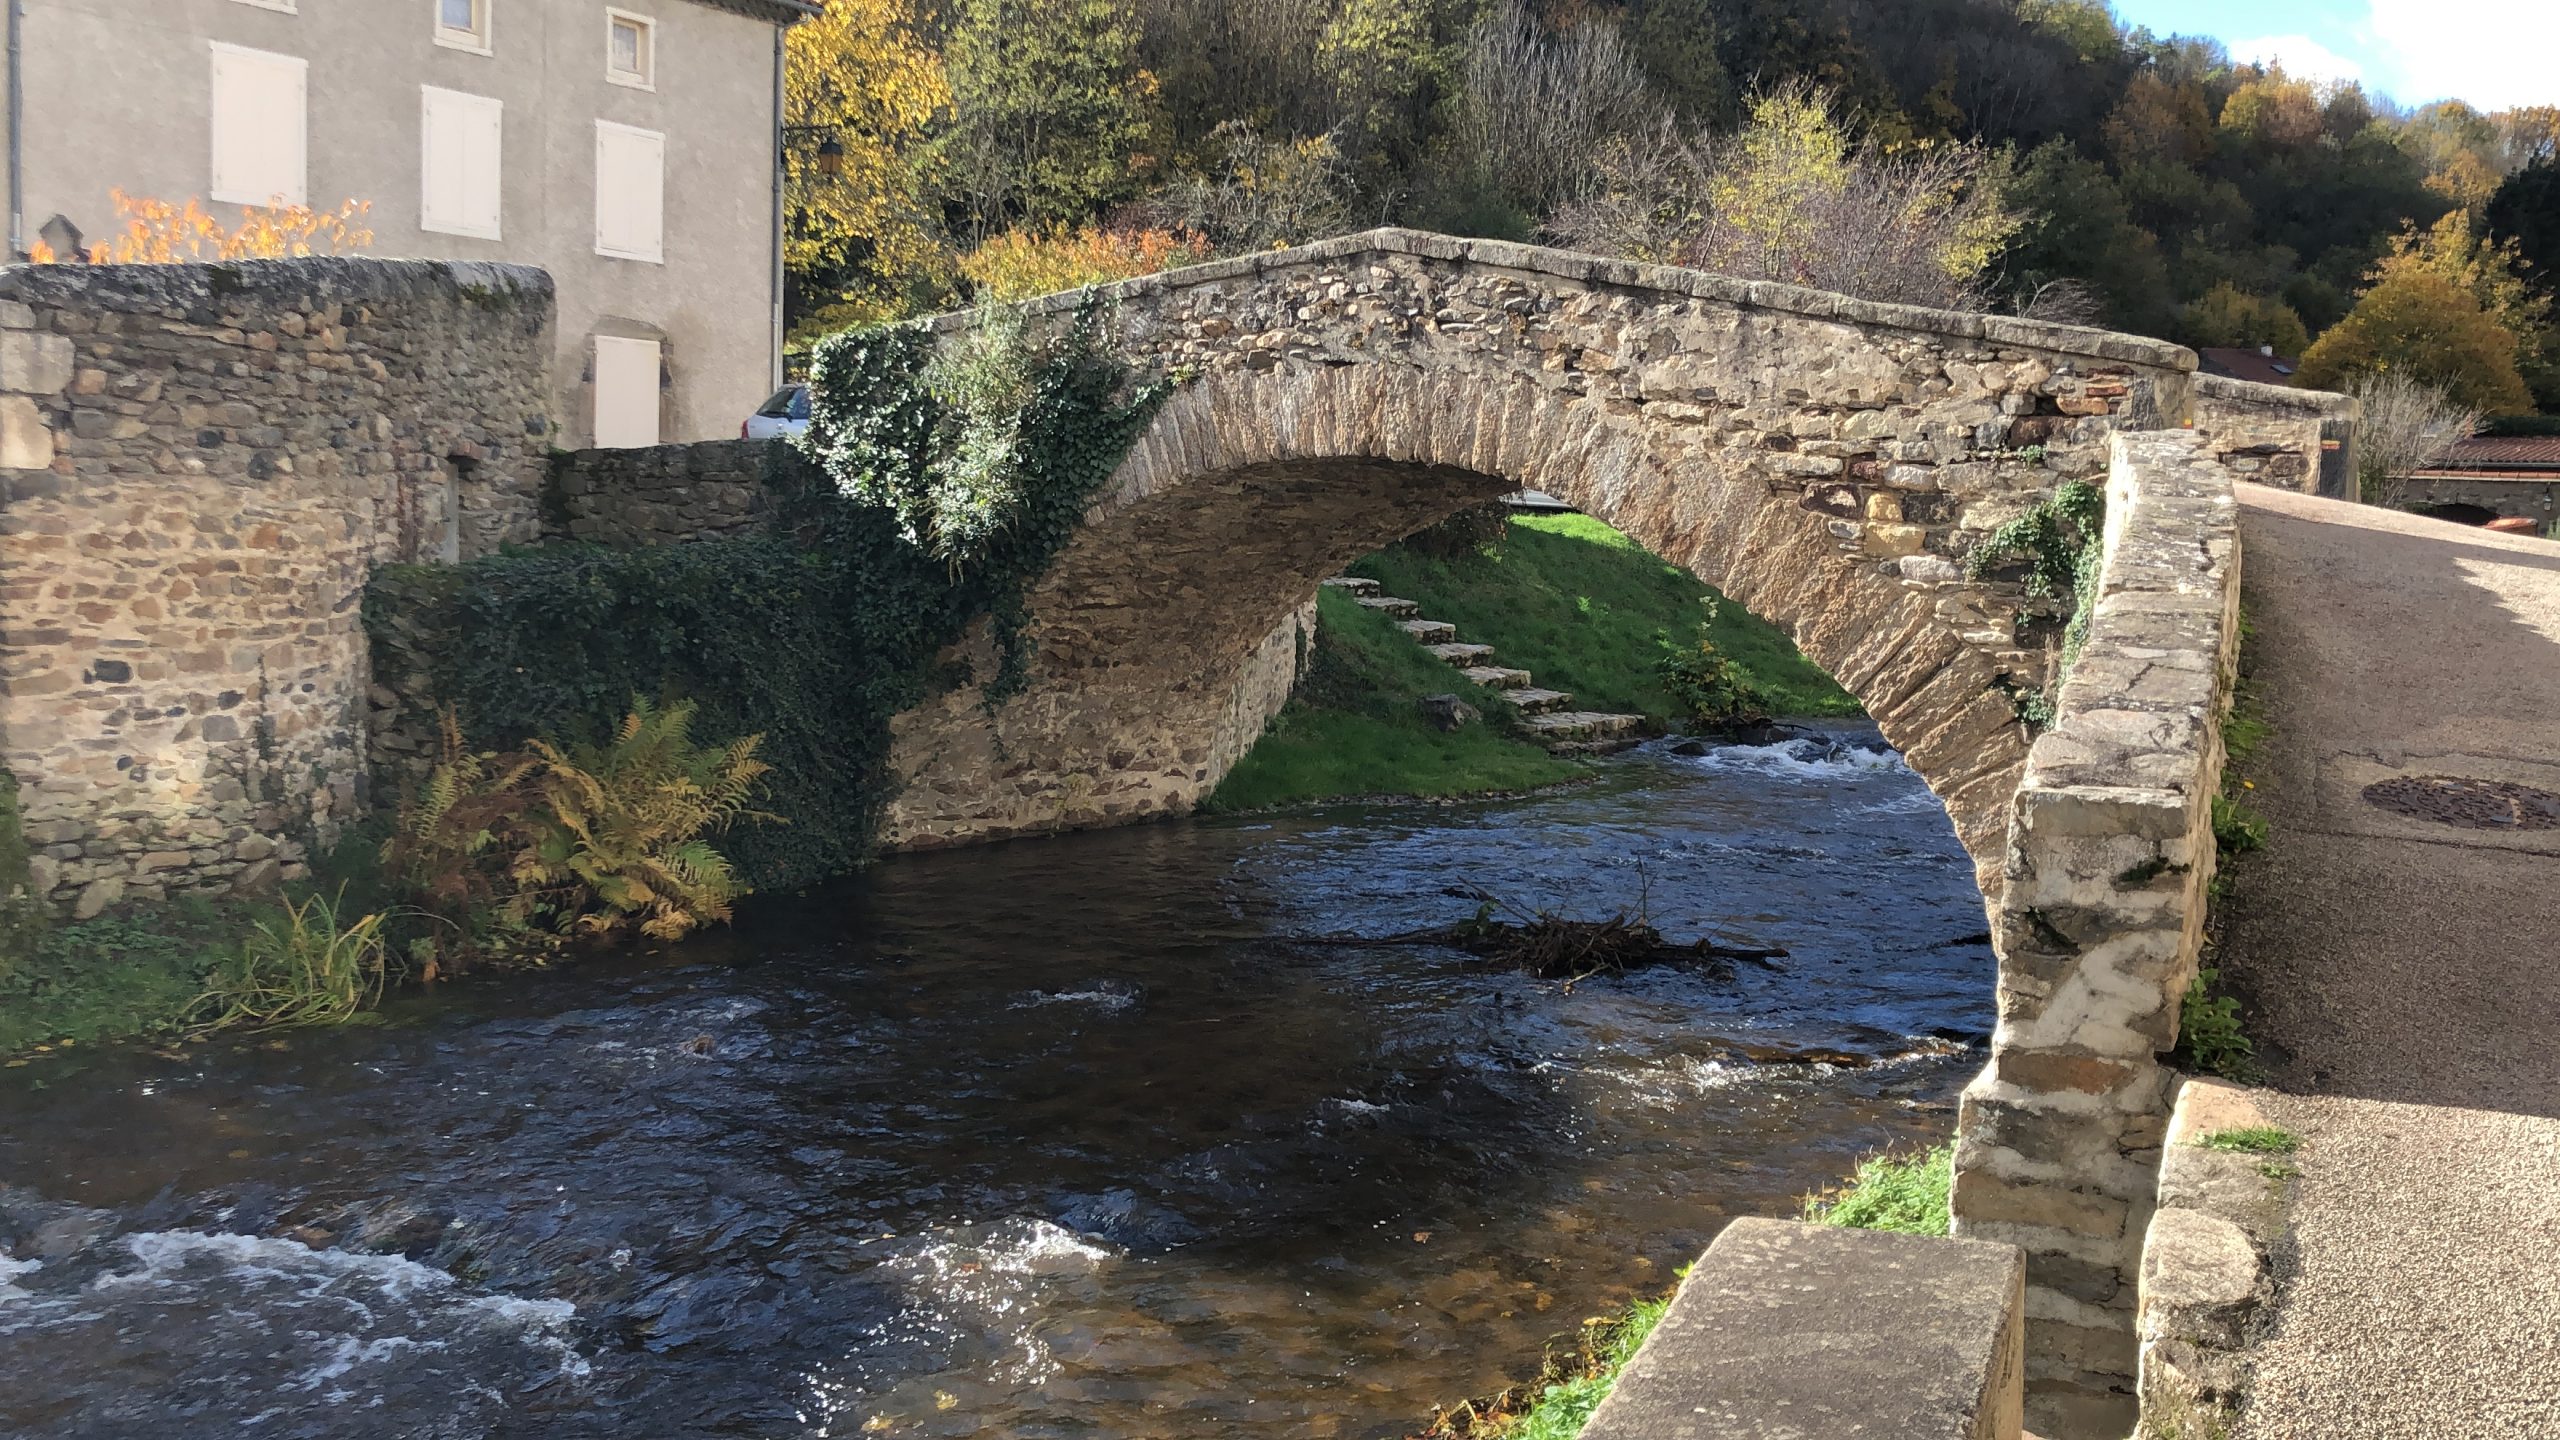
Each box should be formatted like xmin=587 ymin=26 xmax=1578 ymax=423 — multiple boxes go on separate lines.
xmin=208 ymin=43 xmax=307 ymax=207
xmin=593 ymin=337 xmax=661 ymax=449
xmin=436 ymin=0 xmax=492 ymax=53
xmin=421 ymin=87 xmax=503 ymax=240
xmin=594 ymin=120 xmax=664 ymax=263
xmin=606 ymin=10 xmax=654 ymax=89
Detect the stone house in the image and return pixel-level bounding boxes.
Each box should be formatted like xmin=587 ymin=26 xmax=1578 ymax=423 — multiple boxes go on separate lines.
xmin=0 ymin=0 xmax=813 ymax=445
xmin=2401 ymin=436 xmax=2560 ymax=530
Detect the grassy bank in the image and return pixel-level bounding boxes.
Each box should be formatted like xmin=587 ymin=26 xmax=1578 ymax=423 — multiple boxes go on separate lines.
xmin=1435 ymin=1143 xmax=1952 ymax=1439
xmin=1349 ymin=513 xmax=1859 ymax=725
xmin=1206 ymin=587 xmax=1583 ymax=812
xmin=0 ymin=902 xmax=250 ymax=1059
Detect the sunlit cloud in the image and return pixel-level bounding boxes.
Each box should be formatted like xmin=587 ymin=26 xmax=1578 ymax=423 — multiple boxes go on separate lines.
xmin=2367 ymin=0 xmax=2560 ymax=108
xmin=2231 ymin=33 xmax=2367 ymax=86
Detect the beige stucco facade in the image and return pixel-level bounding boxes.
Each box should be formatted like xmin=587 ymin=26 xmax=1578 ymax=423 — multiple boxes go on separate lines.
xmin=5 ymin=0 xmax=802 ymax=444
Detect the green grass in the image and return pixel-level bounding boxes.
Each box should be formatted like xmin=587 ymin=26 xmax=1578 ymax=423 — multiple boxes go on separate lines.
xmin=0 ymin=899 xmax=247 ymax=1058
xmin=2175 ymin=965 xmax=2259 ymax=1082
xmin=1204 ymin=586 xmax=1583 ymax=812
xmin=1348 ymin=513 xmax=1859 ymax=724
xmin=2200 ymin=1126 xmax=2300 ymax=1156
xmin=1481 ymin=1293 xmax=1675 ymax=1440
xmin=1801 ymin=1144 xmax=1954 ymax=1235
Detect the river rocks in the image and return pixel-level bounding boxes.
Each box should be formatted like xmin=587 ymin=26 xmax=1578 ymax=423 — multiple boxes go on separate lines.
xmin=1420 ymin=694 xmax=1479 ymax=732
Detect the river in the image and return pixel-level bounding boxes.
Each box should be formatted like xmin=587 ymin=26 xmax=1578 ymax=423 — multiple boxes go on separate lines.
xmin=0 ymin=732 xmax=1990 ymax=1439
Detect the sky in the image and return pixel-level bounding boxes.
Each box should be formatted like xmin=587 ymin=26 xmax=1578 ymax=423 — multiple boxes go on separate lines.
xmin=2108 ymin=0 xmax=2560 ymax=111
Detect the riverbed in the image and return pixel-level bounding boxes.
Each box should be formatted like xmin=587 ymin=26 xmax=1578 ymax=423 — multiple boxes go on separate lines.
xmin=0 ymin=733 xmax=1990 ymax=1439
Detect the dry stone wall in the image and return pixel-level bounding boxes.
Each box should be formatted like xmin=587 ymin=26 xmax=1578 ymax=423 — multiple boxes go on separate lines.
xmin=544 ymin=438 xmax=777 ymax=547
xmin=0 ymin=258 xmax=551 ymax=915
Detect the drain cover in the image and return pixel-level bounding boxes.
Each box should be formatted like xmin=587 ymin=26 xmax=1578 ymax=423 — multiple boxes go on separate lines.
xmin=2362 ymin=775 xmax=2560 ymax=831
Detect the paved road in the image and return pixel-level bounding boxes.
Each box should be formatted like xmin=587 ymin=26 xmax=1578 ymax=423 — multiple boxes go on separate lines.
xmin=2220 ymin=488 xmax=2560 ymax=1438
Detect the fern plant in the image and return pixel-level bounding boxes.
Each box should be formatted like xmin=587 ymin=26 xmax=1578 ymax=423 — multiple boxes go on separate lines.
xmin=509 ymin=699 xmax=775 ymax=942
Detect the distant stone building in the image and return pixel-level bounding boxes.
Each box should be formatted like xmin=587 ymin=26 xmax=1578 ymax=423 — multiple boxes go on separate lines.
xmin=2196 ymin=344 xmax=2302 ymax=387
xmin=2402 ymin=436 xmax=2560 ymax=531
xmin=1 ymin=0 xmax=813 ymax=445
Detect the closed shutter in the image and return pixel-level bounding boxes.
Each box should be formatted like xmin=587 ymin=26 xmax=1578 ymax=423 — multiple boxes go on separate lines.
xmin=593 ymin=337 xmax=661 ymax=449
xmin=209 ymin=43 xmax=308 ymax=207
xmin=422 ymin=87 xmax=504 ymax=240
xmin=594 ymin=121 xmax=664 ymax=263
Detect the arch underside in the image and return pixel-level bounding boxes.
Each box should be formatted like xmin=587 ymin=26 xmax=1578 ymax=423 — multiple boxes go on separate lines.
xmin=881 ymin=365 xmax=2037 ymax=904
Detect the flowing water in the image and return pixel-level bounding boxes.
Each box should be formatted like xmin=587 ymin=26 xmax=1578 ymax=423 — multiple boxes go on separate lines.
xmin=0 ymin=733 xmax=1992 ymax=1440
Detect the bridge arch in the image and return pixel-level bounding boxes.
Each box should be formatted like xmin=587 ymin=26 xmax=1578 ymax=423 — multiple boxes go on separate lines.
xmin=877 ymin=230 xmax=2197 ymax=908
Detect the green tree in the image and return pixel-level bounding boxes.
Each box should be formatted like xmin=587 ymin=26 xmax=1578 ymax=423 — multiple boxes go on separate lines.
xmin=2488 ymin=157 xmax=2560 ymax=289
xmin=940 ymin=0 xmax=1158 ymax=238
xmin=2297 ymin=269 xmax=2534 ymax=414
xmin=2180 ymin=281 xmax=2310 ymax=357
xmin=1626 ymin=0 xmax=1734 ymax=124
xmin=2004 ymin=140 xmax=2174 ymax=333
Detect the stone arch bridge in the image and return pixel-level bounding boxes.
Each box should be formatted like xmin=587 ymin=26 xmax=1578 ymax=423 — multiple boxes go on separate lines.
xmin=859 ymin=230 xmax=2264 ymax=1432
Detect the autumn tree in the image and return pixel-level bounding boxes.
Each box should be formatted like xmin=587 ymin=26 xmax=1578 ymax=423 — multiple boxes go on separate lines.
xmin=940 ymin=0 xmax=1158 ymax=239
xmin=784 ymin=0 xmax=949 ymax=334
xmin=2297 ymin=269 xmax=2533 ymax=414
xmin=1552 ymin=85 xmax=2021 ymax=310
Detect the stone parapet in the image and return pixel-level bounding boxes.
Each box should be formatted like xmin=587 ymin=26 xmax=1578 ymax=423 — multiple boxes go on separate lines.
xmin=1954 ymin=431 xmax=2241 ymax=1435
xmin=544 ymin=438 xmax=781 ymax=548
xmin=0 ymin=258 xmax=553 ymax=914
xmin=1583 ymin=1219 xmax=2026 ymax=1440
xmin=2192 ymin=373 xmax=2356 ymax=499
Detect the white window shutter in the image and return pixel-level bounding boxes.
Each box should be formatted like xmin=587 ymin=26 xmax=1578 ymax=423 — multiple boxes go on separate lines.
xmin=209 ymin=44 xmax=307 ymax=207
xmin=593 ymin=337 xmax=661 ymax=448
xmin=594 ymin=122 xmax=664 ymax=263
xmin=422 ymin=87 xmax=503 ymax=240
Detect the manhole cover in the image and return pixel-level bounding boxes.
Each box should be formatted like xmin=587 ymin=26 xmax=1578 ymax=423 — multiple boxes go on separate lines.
xmin=2362 ymin=776 xmax=2560 ymax=831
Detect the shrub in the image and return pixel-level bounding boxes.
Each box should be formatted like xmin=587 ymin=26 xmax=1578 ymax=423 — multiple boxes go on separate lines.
xmin=958 ymin=224 xmax=1211 ymax=304
xmin=1657 ymin=601 xmax=1770 ymax=730
xmin=189 ymin=892 xmax=391 ymax=1033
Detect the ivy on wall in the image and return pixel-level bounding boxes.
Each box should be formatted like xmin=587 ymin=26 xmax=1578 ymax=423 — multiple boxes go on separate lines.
xmin=366 ymin=304 xmax=1165 ymax=888
xmin=1966 ymin=479 xmax=2106 ymax=728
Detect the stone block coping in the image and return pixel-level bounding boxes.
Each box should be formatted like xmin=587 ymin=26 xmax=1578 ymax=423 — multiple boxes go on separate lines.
xmin=2193 ymin=371 xmax=2358 ymax=418
xmin=919 ymin=228 xmax=2202 ymax=372
xmin=1583 ymin=1218 xmax=2027 ymax=1440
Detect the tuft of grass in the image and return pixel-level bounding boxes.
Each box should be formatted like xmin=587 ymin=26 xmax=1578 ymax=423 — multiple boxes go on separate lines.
xmin=1476 ymin=1294 xmax=1674 ymax=1440
xmin=1349 ymin=512 xmax=1860 ymax=723
xmin=1205 ymin=587 xmax=1582 ymax=811
xmin=2175 ymin=966 xmax=2259 ymax=1081
xmin=187 ymin=891 xmax=393 ymax=1034
xmin=1801 ymin=1144 xmax=1953 ymax=1236
xmin=2211 ymin=794 xmax=2268 ymax=858
xmin=2199 ymin=1126 xmax=2299 ymax=1156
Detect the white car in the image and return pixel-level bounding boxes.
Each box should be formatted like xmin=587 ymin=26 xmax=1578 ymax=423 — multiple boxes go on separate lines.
xmin=742 ymin=383 xmax=810 ymax=440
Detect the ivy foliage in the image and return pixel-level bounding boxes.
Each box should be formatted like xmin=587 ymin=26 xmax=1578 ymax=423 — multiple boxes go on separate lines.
xmin=367 ymin=305 xmax=1163 ymax=890
xmin=1965 ymin=479 xmax=2106 ymax=724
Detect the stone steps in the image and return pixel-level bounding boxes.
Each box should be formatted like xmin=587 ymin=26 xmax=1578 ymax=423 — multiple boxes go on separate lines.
xmin=1326 ymin=576 xmax=1649 ymax=754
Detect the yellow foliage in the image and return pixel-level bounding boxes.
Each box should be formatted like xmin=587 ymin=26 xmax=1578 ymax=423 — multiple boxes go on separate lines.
xmin=959 ymin=225 xmax=1211 ymax=303
xmin=31 ymin=190 xmax=372 ymax=263
xmin=785 ymin=0 xmax=952 ymax=324
xmin=1705 ymin=87 xmax=1855 ymax=272
xmin=2372 ymin=211 xmax=2549 ymax=344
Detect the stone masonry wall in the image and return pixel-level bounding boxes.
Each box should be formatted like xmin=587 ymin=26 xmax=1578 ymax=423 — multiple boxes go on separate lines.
xmin=0 ymin=258 xmax=553 ymax=916
xmin=2193 ymin=374 xmax=2356 ymax=499
xmin=544 ymin=439 xmax=778 ymax=547
xmin=1953 ymin=430 xmax=2241 ymax=1436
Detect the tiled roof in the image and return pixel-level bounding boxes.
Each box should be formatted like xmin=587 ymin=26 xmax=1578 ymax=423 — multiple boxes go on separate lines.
xmin=2196 ymin=347 xmax=2301 ymax=386
xmin=2429 ymin=436 xmax=2560 ymax=469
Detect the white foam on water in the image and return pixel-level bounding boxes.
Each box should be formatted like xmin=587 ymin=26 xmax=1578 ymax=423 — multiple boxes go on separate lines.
xmin=1007 ymin=988 xmax=1140 ymax=1014
xmin=0 ymin=1250 xmax=40 ymax=1301
xmin=1326 ymin=1097 xmax=1391 ymax=1116
xmin=1685 ymin=740 xmax=1908 ymax=782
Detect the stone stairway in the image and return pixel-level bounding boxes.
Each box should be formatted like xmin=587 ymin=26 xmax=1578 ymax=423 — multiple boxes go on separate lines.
xmin=1321 ymin=576 xmax=1646 ymax=754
